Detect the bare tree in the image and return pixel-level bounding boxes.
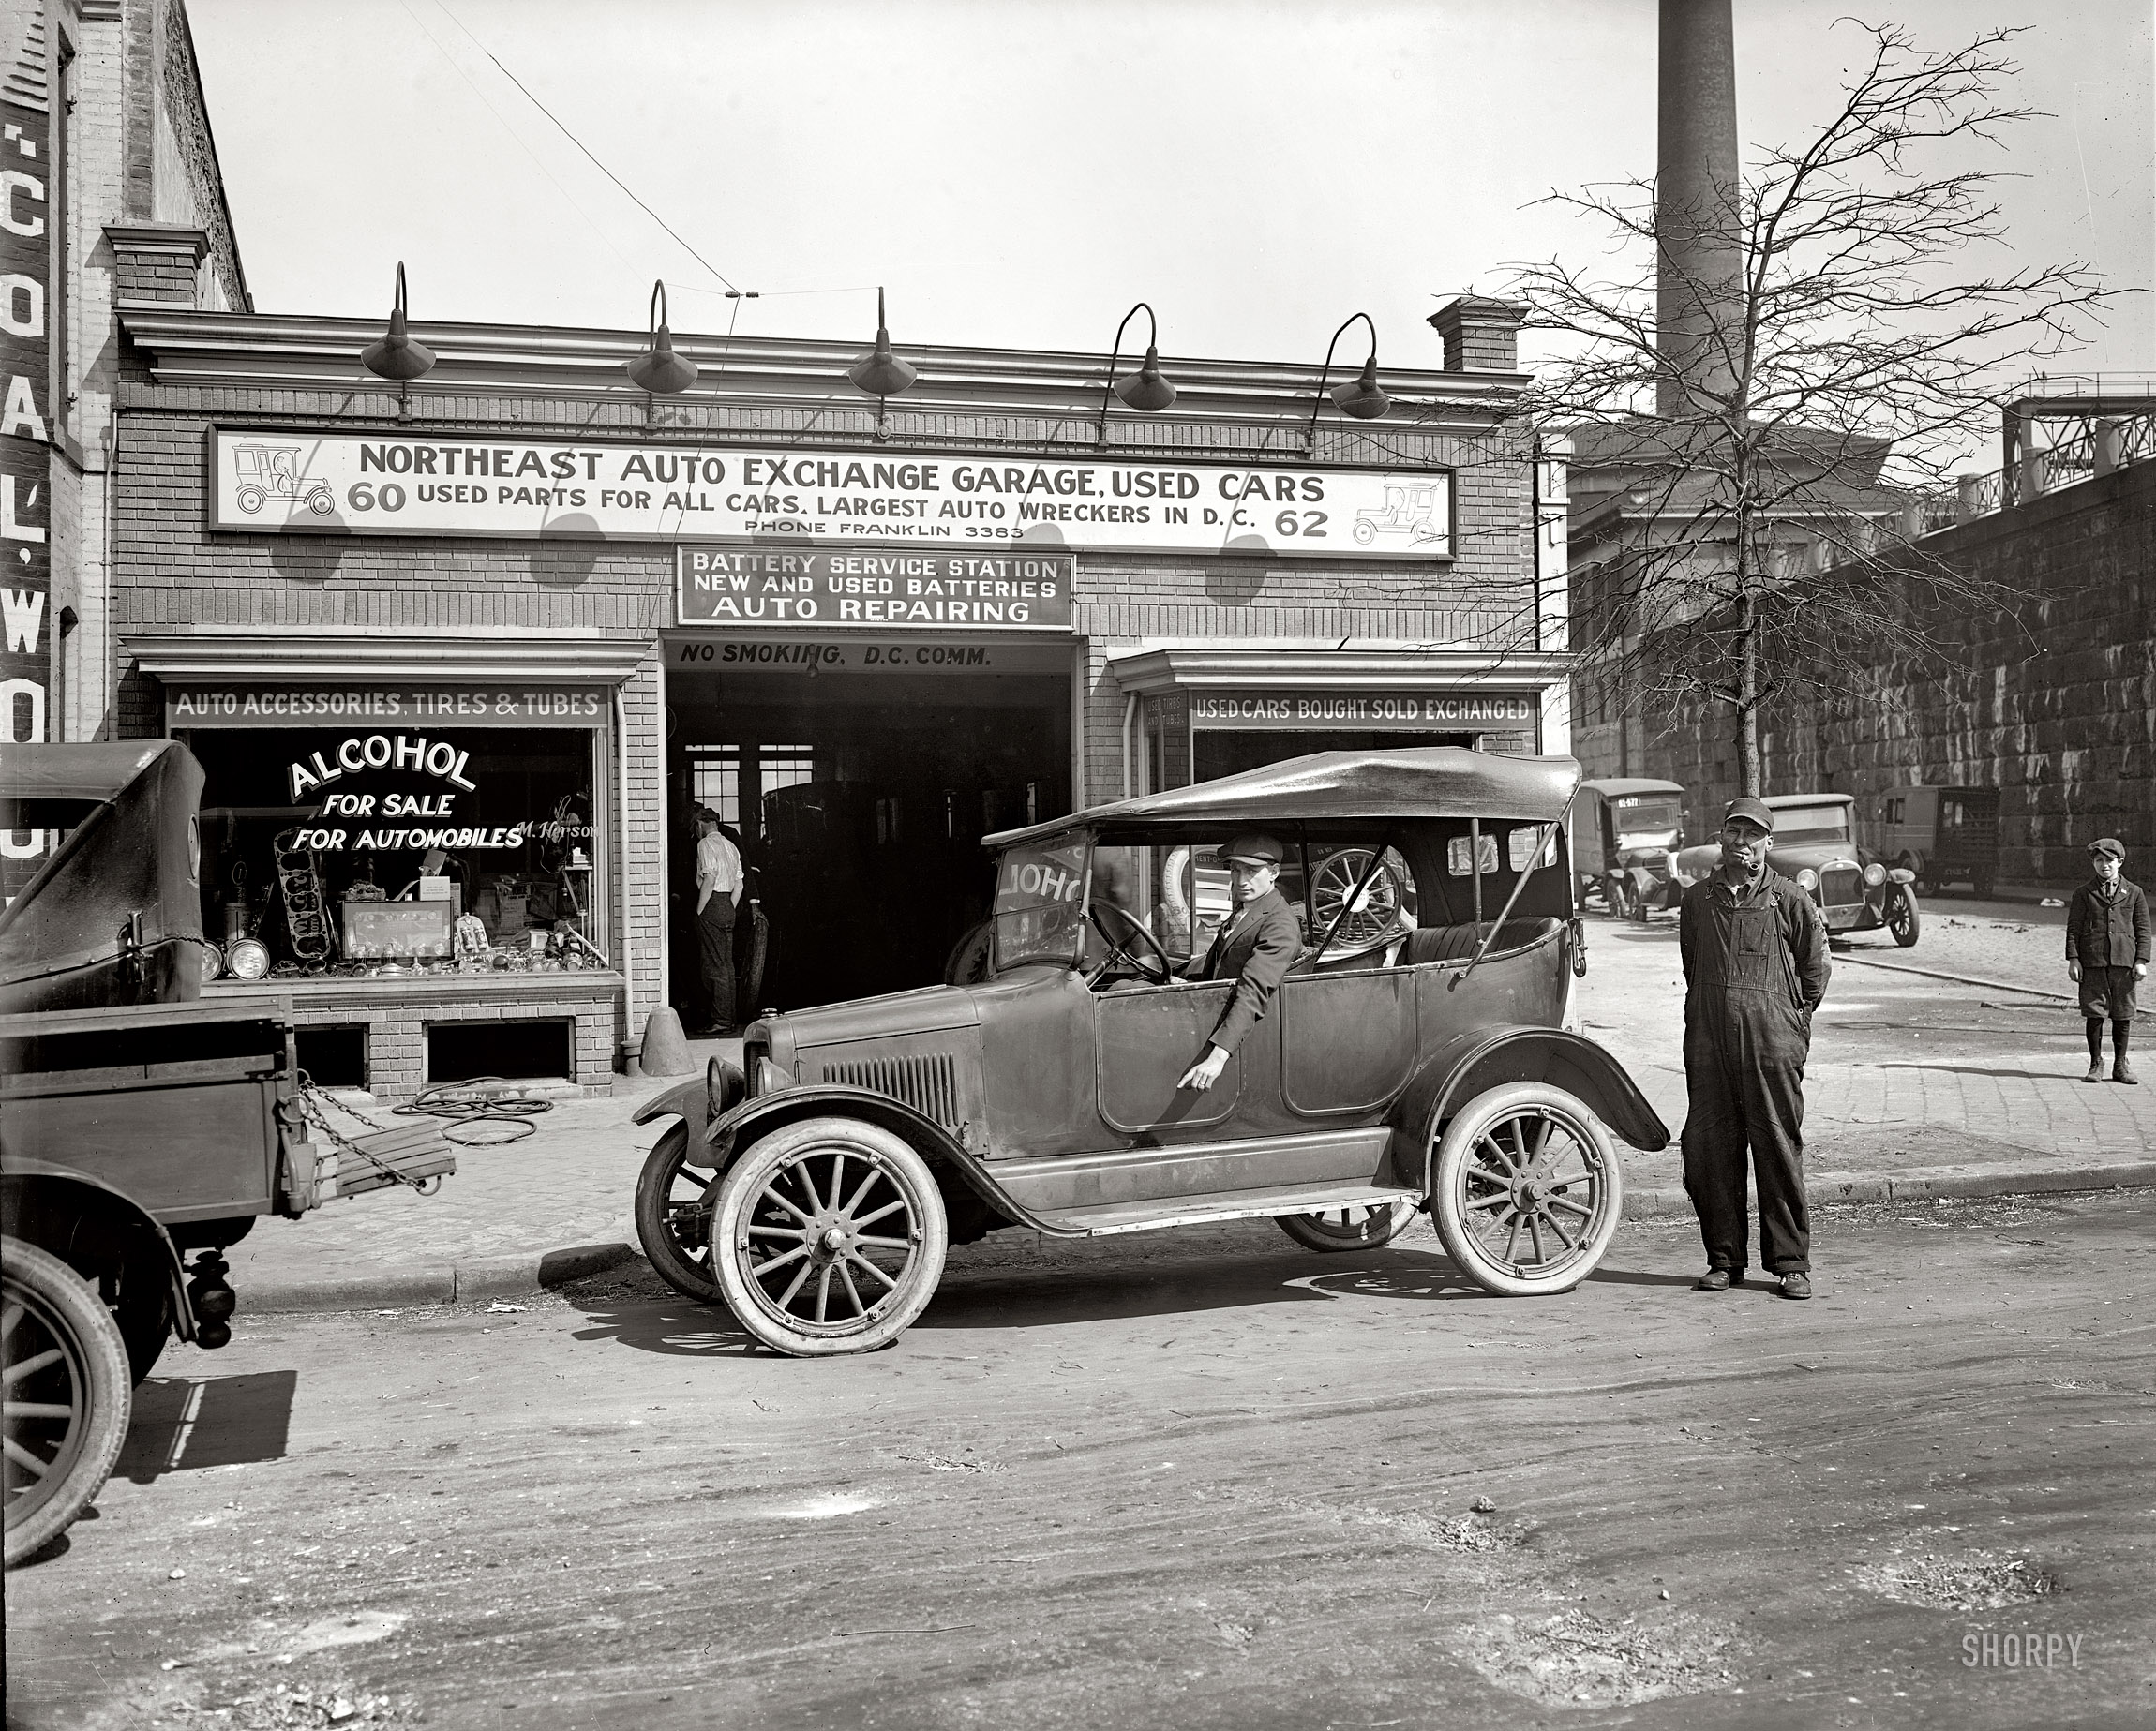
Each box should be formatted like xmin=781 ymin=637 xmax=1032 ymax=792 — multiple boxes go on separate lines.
xmin=1511 ymin=22 xmax=2117 ymax=795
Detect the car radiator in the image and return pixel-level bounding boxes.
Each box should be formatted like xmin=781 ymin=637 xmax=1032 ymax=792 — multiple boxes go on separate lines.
xmin=1819 ymin=868 xmax=1864 ymax=908
xmin=816 ymin=1051 xmax=962 ymax=1129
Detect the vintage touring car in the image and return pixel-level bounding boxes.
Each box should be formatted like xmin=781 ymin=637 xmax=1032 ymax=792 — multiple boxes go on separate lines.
xmin=634 ymin=748 xmax=1671 ymax=1356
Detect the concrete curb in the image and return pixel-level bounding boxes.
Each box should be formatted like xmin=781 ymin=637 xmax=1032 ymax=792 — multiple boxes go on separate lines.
xmin=242 ymin=1241 xmax=639 ymax=1316
xmin=1626 ymin=1160 xmax=2156 ymax=1220
xmin=1836 ymin=951 xmax=2156 ymax=1018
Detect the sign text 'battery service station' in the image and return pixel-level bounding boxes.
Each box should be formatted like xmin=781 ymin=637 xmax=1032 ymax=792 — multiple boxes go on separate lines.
xmin=678 ymin=549 xmax=1072 ymax=629
xmin=208 ymin=431 xmax=1454 ymax=560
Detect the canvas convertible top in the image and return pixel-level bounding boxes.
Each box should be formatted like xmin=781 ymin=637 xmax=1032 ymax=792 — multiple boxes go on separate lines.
xmin=0 ymin=740 xmax=176 ymax=817
xmin=984 ymin=747 xmax=1581 ymax=848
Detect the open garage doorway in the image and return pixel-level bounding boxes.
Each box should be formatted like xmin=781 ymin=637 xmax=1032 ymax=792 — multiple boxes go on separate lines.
xmin=666 ymin=636 xmax=1073 ymax=1015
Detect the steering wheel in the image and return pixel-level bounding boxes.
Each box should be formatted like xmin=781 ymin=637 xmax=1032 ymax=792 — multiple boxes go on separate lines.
xmin=1086 ymin=901 xmax=1174 ymax=986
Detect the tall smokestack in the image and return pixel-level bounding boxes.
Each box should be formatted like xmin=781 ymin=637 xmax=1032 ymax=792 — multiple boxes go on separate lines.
xmin=1656 ymin=0 xmax=1743 ymax=420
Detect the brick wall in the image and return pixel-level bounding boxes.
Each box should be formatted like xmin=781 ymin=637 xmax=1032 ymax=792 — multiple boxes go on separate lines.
xmin=212 ymin=977 xmax=620 ymax=1098
xmin=1639 ymin=460 xmax=2155 ymax=885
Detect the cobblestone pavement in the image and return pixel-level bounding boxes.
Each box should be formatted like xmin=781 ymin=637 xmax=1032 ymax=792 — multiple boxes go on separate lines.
xmin=221 ymin=918 xmax=2155 ymax=1306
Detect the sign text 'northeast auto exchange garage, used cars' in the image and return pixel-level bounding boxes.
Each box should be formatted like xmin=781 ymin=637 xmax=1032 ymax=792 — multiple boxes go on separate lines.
xmin=112 ymin=296 xmax=1568 ymax=1094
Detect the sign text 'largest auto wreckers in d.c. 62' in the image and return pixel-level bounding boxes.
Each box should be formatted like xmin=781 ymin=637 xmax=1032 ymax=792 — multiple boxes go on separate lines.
xmin=205 ymin=430 xmax=1455 ymax=560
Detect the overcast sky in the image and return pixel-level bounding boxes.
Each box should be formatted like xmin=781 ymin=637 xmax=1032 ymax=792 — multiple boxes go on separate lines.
xmin=191 ymin=0 xmax=2151 ymax=380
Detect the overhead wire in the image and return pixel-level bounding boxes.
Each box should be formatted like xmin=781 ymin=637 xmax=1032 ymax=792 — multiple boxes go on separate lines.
xmin=432 ymin=0 xmax=740 ymax=293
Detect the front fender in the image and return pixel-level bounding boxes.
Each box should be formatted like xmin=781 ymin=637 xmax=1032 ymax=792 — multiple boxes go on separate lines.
xmin=629 ymin=1057 xmax=745 ymax=1148
xmin=1390 ymin=1025 xmax=1670 ymax=1190
xmin=0 ymin=1164 xmax=196 ymax=1344
xmin=703 ymin=1087 xmax=1068 ymax=1235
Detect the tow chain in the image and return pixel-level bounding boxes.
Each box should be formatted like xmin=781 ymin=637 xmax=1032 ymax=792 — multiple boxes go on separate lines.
xmin=295 ymin=1078 xmax=442 ymax=1194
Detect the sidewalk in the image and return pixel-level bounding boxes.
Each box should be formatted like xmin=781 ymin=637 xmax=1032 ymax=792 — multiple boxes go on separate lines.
xmin=225 ymin=940 xmax=2155 ymax=1313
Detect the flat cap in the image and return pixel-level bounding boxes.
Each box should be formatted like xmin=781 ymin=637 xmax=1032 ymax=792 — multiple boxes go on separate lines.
xmin=2089 ymin=836 xmax=2125 ymax=859
xmin=1221 ymin=832 xmax=1285 ymax=868
xmin=1723 ymin=796 xmax=1774 ymax=833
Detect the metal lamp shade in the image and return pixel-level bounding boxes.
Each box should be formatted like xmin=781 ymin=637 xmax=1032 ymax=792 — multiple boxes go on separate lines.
xmin=1114 ymin=345 xmax=1176 ymax=413
xmin=1330 ymin=355 xmax=1389 ymax=420
xmin=625 ymin=326 xmax=699 ymax=395
xmin=848 ymin=289 xmax=919 ymax=398
xmin=625 ymin=280 xmax=699 ymax=395
xmin=361 ymin=306 xmax=436 ymax=381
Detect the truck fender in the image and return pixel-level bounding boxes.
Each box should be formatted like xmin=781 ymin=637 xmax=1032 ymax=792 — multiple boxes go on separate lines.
xmin=0 ymin=1162 xmax=196 ymax=1344
xmin=701 ymin=1086 xmax=1068 ymax=1235
xmin=1390 ymin=1025 xmax=1670 ymax=1192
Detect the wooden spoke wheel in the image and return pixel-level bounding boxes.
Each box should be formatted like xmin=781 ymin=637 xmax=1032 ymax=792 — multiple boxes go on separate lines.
xmin=709 ymin=1118 xmax=948 ymax=1356
xmin=1274 ymin=1198 xmax=1420 ymax=1252
xmin=635 ymin=1123 xmax=723 ymax=1303
xmin=1311 ymin=848 xmax=1409 ymax=949
xmin=4 ymin=1238 xmax=132 ymax=1568
xmin=1889 ymin=887 xmax=1922 ymax=948
xmin=1430 ymin=1085 xmax=1624 ymax=1296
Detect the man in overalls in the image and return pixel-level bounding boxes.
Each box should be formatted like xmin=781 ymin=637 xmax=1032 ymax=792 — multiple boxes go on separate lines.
xmin=1678 ymin=796 xmax=1831 ymax=1299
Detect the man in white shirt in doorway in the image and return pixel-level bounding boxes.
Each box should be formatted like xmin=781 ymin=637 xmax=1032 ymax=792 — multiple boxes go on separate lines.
xmin=693 ymin=806 xmax=745 ymax=1037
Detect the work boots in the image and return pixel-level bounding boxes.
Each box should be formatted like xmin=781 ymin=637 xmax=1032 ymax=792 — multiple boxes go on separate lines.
xmin=2116 ymin=1055 xmax=2139 ymax=1085
xmin=2085 ymin=1059 xmax=2107 ymax=1083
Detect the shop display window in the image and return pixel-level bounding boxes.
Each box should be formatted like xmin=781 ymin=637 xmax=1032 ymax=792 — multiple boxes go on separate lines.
xmin=182 ymin=726 xmax=604 ymax=981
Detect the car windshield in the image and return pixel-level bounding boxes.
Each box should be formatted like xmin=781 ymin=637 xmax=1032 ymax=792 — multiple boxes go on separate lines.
xmin=1772 ymin=803 xmax=1851 ymax=843
xmin=989 ymin=836 xmax=1089 ymax=970
xmin=1613 ymin=797 xmax=1680 ymax=837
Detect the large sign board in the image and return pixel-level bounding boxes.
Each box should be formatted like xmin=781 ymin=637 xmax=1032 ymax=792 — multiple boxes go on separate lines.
xmin=207 ymin=429 xmax=1454 ymax=561
xmin=677 ymin=547 xmax=1072 ymax=630
xmin=1190 ymin=691 xmax=1539 ymax=730
xmin=165 ymin=686 xmax=610 ymax=728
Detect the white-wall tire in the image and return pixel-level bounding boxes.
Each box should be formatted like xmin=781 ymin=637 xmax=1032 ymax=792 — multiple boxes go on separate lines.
xmin=1430 ymin=1083 xmax=1624 ymax=1295
xmin=709 ymin=1117 xmax=948 ymax=1356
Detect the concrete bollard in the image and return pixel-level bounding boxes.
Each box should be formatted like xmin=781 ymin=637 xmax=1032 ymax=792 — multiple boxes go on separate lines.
xmin=637 ymin=1007 xmax=696 ymax=1077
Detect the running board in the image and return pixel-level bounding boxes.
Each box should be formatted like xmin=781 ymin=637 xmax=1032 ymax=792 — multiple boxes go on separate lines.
xmin=1034 ymin=1182 xmax=1422 ymax=1239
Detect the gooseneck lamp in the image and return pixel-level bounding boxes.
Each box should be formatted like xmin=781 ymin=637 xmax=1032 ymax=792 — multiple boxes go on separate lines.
xmin=624 ymin=280 xmax=699 ymax=395
xmin=360 ymin=261 xmax=436 ymax=382
xmin=1100 ymin=303 xmax=1176 ymax=436
xmin=846 ymin=288 xmax=919 ymax=400
xmin=1307 ymin=313 xmax=1389 ymax=448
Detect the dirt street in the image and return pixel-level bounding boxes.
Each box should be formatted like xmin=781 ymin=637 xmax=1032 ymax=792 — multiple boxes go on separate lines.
xmin=8 ymin=1192 xmax=2153 ymax=1731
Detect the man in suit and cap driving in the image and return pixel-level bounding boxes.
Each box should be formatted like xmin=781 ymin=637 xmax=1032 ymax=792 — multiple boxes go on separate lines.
xmin=1177 ymin=833 xmax=1302 ymax=1091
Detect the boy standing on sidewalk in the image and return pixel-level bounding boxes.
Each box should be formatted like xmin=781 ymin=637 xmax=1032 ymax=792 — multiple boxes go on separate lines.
xmin=2067 ymin=838 xmax=2150 ymax=1084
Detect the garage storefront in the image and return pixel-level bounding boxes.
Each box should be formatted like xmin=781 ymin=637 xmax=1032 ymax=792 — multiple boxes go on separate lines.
xmin=1107 ymin=646 xmax=1573 ymax=798
xmin=667 ymin=549 xmax=1078 ymax=1009
xmin=126 ymin=635 xmax=641 ymax=1097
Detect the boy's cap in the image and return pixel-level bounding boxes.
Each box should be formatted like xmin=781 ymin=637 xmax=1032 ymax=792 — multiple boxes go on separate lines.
xmin=1723 ymin=797 xmax=1774 ymax=833
xmin=2089 ymin=837 xmax=2126 ymax=859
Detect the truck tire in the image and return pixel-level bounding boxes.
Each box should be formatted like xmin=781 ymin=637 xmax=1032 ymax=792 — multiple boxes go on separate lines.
xmin=4 ymin=1238 xmax=133 ymax=1568
xmin=709 ymin=1117 xmax=948 ymax=1356
xmin=1430 ymin=1084 xmax=1624 ymax=1297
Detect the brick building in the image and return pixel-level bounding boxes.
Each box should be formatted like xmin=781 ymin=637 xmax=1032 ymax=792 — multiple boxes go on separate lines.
xmin=1638 ymin=435 xmax=2155 ymax=886
xmin=107 ymin=294 xmax=1572 ymax=1096
xmin=1 ymin=0 xmax=246 ymax=911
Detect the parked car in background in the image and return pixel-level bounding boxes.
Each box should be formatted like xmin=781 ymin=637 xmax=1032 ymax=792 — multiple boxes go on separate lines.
xmin=1570 ymin=779 xmax=1686 ymax=918
xmin=634 ymin=748 xmax=1671 ymax=1357
xmin=1667 ymin=791 xmax=1921 ymax=947
xmin=1876 ymin=785 xmax=2000 ymax=897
